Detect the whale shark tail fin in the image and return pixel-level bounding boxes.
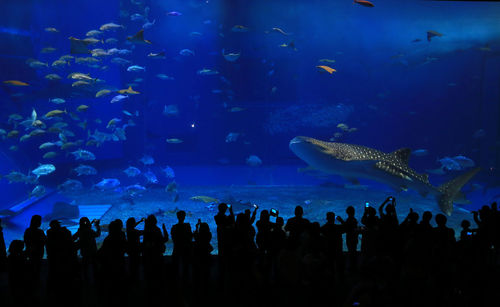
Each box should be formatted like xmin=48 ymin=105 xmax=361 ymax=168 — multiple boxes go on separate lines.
xmin=437 ymin=167 xmax=481 ymax=215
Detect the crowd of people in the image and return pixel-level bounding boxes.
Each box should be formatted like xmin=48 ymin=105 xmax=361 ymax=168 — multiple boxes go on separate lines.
xmin=0 ymin=196 xmax=499 ymax=307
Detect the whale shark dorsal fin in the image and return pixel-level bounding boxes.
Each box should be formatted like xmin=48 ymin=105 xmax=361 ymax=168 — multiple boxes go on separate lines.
xmin=391 ymin=148 xmax=411 ymax=164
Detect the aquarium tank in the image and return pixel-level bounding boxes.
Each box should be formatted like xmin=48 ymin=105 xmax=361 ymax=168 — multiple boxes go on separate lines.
xmin=0 ymin=0 xmax=499 ymax=253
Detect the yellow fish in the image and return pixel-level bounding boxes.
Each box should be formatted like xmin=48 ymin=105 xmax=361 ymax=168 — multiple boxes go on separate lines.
xmin=76 ymin=105 xmax=89 ymax=112
xmin=95 ymin=89 xmax=111 ymax=98
xmin=190 ymin=196 xmax=219 ymax=203
xmin=3 ymin=80 xmax=29 ymax=86
xmin=166 ymin=138 xmax=183 ymax=144
xmin=44 ymin=109 xmax=67 ymax=118
xmin=7 ymin=130 xmax=19 ymax=138
xmin=118 ymin=86 xmax=140 ymax=95
xmin=316 ymin=65 xmax=336 ymax=74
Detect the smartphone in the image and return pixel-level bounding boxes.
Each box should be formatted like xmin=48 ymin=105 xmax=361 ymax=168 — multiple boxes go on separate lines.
xmin=227 ymin=204 xmax=231 ymax=209
xmin=365 ymin=202 xmax=369 ymax=208
xmin=466 ymin=231 xmax=472 ymax=236
xmin=270 ymin=208 xmax=278 ymax=223
xmin=253 ymin=204 xmax=258 ymax=209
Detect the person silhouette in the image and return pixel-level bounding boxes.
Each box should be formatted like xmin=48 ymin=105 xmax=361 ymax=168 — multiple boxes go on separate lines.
xmin=285 ymin=205 xmax=310 ymax=249
xmin=7 ymin=240 xmax=30 ymax=304
xmin=0 ymin=218 xmax=6 ymax=271
xmin=126 ymin=217 xmax=144 ymax=281
xmin=171 ymin=210 xmax=193 ymax=280
xmin=337 ymin=206 xmax=358 ymax=272
xmin=23 ymin=214 xmax=46 ymax=280
xmin=73 ymin=217 xmax=100 ymax=282
xmin=321 ymin=212 xmax=345 ymax=279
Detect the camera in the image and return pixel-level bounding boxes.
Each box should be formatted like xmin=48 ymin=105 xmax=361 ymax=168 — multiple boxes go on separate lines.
xmin=365 ymin=202 xmax=369 ymax=208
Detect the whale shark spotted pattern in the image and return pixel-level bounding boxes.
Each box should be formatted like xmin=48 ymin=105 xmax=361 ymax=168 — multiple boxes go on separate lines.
xmin=289 ymin=136 xmax=480 ymax=215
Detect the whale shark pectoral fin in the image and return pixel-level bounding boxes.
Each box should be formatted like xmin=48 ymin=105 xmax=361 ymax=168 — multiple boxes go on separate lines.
xmin=391 ymin=148 xmax=411 ymax=164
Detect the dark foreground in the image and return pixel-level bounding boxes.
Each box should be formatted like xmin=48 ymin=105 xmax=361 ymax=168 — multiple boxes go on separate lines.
xmin=0 ymin=198 xmax=499 ymax=307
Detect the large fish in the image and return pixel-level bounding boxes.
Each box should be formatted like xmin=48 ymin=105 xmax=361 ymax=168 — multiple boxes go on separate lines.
xmin=289 ymin=136 xmax=480 ymax=215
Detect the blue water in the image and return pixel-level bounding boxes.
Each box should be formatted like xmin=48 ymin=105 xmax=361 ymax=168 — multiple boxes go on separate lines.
xmin=1 ymin=0 xmax=500 ymax=250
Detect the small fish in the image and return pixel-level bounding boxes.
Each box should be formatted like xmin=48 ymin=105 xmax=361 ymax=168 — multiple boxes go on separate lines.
xmin=225 ymin=132 xmax=240 ymax=143
xmin=45 ymin=27 xmax=59 ymax=33
xmin=44 ymin=109 xmax=67 ymax=117
xmin=130 ymin=13 xmax=145 ymax=21
xmin=86 ymin=30 xmax=103 ymax=37
xmin=123 ymin=166 xmax=141 ymax=177
xmin=412 ymin=38 xmax=422 ymax=43
xmin=179 ymin=49 xmax=195 ymax=56
xmin=110 ymin=94 xmax=129 ymax=104
xmin=72 ymin=81 xmax=90 ymax=87
xmin=316 ymin=65 xmax=336 ymax=74
xmin=30 ymin=185 xmax=46 ymax=198
xmin=41 ymin=47 xmax=57 ymax=53
xmin=162 ymin=166 xmax=175 ymax=179
xmin=222 ymin=49 xmax=241 ymax=62
xmin=140 ymin=155 xmax=155 ymax=165
xmin=96 ymin=89 xmax=111 ymax=98
xmin=354 ymin=0 xmax=375 ymax=7
xmin=143 ymin=19 xmax=156 ymax=29
xmin=229 ymin=107 xmax=245 ymax=112
xmin=166 ymin=11 xmax=182 ymax=16
xmin=76 ymin=105 xmax=89 ymax=112
xmin=43 ymin=151 xmax=58 ymax=159
xmin=271 ymin=27 xmax=290 ymax=36
xmin=3 ymin=80 xmax=29 ymax=86
xmin=143 ymin=170 xmax=159 ymax=184
xmin=246 ymin=155 xmax=262 ymax=167
xmin=32 ymin=164 xmax=56 ymax=178
xmin=166 ymin=138 xmax=183 ymax=144
xmin=99 ymin=23 xmax=123 ymax=31
xmin=189 ymin=32 xmax=203 ymax=37
xmin=190 ymin=196 xmax=219 ymax=203
xmin=71 ymin=149 xmax=96 ymax=161
xmin=157 ymin=74 xmax=174 ymax=80
xmin=197 ymin=68 xmax=218 ymax=75
xmin=427 ymin=30 xmax=443 ymax=42
xmin=105 ymin=38 xmax=118 ymax=44
xmin=279 ymin=41 xmax=297 ymax=51
xmin=59 ymin=179 xmax=83 ymax=192
xmin=232 ymin=25 xmax=249 ymax=32
xmin=73 ymin=164 xmax=97 ymax=176
xmin=94 ymin=178 xmax=120 ymax=190
xmin=127 ymin=65 xmax=146 ymax=72
xmin=45 ymin=74 xmax=61 ymax=81
xmin=49 ymin=98 xmax=66 ymax=104
xmin=148 ymin=51 xmax=166 ymax=59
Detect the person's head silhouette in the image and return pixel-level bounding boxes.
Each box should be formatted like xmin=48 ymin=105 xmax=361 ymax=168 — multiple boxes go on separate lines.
xmin=176 ymin=210 xmax=186 ymax=223
xmin=295 ymin=206 xmax=303 ymax=218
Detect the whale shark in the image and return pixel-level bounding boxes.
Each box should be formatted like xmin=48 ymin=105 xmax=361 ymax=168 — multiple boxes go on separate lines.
xmin=289 ymin=136 xmax=480 ymax=215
